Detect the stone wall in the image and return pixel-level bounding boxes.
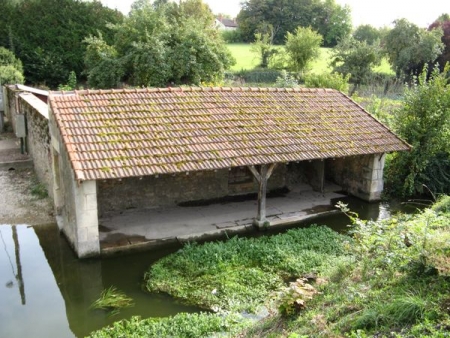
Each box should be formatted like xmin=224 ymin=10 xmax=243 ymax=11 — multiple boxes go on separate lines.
xmin=286 ymin=161 xmax=323 ymax=191
xmin=326 ymin=154 xmax=385 ymax=201
xmin=19 ymin=93 xmax=52 ymax=195
xmin=2 ymin=86 xmax=52 ymax=196
xmin=97 ymin=164 xmax=286 ymax=214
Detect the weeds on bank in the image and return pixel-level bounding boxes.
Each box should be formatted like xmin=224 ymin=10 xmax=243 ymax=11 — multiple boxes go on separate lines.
xmin=145 ymin=226 xmax=349 ymax=313
xmin=30 ymin=180 xmax=48 ymax=200
xmin=89 ymin=312 xmax=249 ymax=338
xmin=91 ymin=286 xmax=134 ymax=316
xmin=242 ymin=197 xmax=450 ymax=337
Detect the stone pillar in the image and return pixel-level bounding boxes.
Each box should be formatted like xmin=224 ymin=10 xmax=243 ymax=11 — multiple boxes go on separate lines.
xmin=73 ymin=180 xmax=100 ymax=258
xmin=248 ymin=163 xmax=276 ymax=228
xmin=363 ymin=153 xmax=385 ymax=201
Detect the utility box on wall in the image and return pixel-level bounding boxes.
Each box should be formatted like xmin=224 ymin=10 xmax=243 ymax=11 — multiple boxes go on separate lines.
xmin=15 ymin=114 xmax=26 ymax=137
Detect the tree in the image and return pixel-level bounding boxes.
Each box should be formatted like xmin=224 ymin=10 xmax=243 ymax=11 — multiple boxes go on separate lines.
xmin=250 ymin=31 xmax=278 ymax=68
xmin=0 ymin=47 xmax=24 ymax=84
xmin=237 ymin=0 xmax=351 ymax=46
xmin=317 ymin=0 xmax=352 ymax=47
xmin=330 ymin=36 xmax=382 ymax=94
xmin=385 ymin=65 xmax=450 ymax=197
xmin=84 ymin=0 xmax=234 ymax=88
xmin=83 ymin=34 xmax=125 ymax=89
xmin=384 ymin=19 xmax=444 ymax=79
xmin=429 ymin=16 xmax=450 ymax=71
xmin=0 ymin=0 xmax=123 ymax=87
xmin=285 ymin=27 xmax=322 ymax=74
xmin=353 ymin=24 xmax=382 ymax=45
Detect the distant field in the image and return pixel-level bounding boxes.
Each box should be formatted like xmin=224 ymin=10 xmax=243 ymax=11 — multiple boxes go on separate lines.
xmin=226 ymin=43 xmax=393 ymax=75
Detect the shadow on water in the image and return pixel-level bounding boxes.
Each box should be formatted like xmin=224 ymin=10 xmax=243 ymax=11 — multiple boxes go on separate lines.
xmin=0 ymin=198 xmax=421 ymax=338
xmin=0 ymin=224 xmax=197 ymax=338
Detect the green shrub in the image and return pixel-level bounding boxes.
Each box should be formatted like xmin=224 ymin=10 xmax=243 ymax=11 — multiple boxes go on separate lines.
xmin=58 ymin=71 xmax=77 ymax=91
xmin=275 ymin=70 xmax=298 ymax=88
xmin=274 ymin=278 xmax=318 ymax=316
xmin=385 ymin=65 xmax=450 ymax=197
xmin=304 ymin=72 xmax=350 ymax=92
xmin=221 ymin=30 xmax=243 ymax=43
xmin=236 ymin=68 xmax=283 ymax=83
xmin=432 ymin=195 xmax=450 ymax=213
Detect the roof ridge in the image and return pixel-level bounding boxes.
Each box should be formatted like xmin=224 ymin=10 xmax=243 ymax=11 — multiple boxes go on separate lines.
xmin=67 ymin=86 xmax=340 ymax=96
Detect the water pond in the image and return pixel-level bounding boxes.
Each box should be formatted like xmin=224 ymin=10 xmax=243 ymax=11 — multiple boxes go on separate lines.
xmin=0 ymin=197 xmax=419 ymax=338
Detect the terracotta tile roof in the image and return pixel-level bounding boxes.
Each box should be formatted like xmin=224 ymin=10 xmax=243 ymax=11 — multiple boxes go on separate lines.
xmin=48 ymin=87 xmax=410 ymax=181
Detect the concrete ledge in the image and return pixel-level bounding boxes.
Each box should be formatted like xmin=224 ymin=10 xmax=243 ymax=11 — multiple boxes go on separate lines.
xmin=99 ymin=210 xmax=342 ymax=255
xmin=177 ymin=224 xmax=250 ymax=243
xmin=0 ymin=159 xmax=33 ymax=170
xmin=270 ymin=210 xmax=340 ymax=227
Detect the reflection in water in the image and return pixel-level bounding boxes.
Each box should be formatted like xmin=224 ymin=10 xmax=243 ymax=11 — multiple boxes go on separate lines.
xmin=0 ymin=224 xmax=74 ymax=338
xmin=0 ymin=223 xmax=199 ymax=338
xmin=0 ymin=199 xmax=419 ymax=338
xmin=12 ymin=226 xmax=26 ymax=305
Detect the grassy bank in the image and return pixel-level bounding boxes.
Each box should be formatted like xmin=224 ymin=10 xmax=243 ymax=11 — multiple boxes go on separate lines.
xmin=89 ymin=197 xmax=450 ymax=337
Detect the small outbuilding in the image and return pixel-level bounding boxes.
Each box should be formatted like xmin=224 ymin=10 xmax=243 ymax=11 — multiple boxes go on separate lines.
xmin=48 ymin=87 xmax=410 ymax=258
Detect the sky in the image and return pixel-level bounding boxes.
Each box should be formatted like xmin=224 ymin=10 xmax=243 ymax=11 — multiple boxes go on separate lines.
xmin=101 ymin=0 xmax=450 ymax=28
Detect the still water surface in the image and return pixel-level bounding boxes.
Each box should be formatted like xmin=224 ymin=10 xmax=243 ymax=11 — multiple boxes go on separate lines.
xmin=0 ymin=224 xmax=199 ymax=338
xmin=0 ymin=197 xmax=418 ymax=338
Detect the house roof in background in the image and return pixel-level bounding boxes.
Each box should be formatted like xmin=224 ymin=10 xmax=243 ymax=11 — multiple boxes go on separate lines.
xmin=48 ymin=87 xmax=410 ymax=181
xmin=216 ymin=17 xmax=238 ymax=27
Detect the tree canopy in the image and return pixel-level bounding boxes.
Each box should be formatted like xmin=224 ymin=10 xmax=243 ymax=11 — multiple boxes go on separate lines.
xmin=331 ymin=36 xmax=382 ymax=93
xmin=236 ymin=0 xmax=351 ymax=46
xmin=353 ymin=24 xmax=382 ymax=45
xmin=0 ymin=47 xmax=24 ymax=85
xmin=384 ymin=19 xmax=444 ymax=79
xmin=84 ymin=0 xmax=234 ymax=89
xmin=0 ymin=0 xmax=123 ymax=88
xmin=429 ymin=15 xmax=450 ymax=71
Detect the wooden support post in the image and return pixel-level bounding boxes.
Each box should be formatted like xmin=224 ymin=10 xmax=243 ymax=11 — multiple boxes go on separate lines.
xmin=248 ymin=163 xmax=277 ymax=229
xmin=319 ymin=160 xmax=325 ymax=193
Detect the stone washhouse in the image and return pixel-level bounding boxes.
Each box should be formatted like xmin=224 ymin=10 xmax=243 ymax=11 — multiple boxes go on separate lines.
xmin=47 ymin=87 xmax=410 ymax=258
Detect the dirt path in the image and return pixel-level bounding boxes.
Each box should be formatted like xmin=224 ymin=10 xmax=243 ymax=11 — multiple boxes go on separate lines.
xmin=0 ymin=168 xmax=54 ymax=225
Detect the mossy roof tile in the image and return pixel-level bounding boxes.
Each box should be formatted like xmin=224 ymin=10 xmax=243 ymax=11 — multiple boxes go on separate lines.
xmin=48 ymin=87 xmax=410 ymax=181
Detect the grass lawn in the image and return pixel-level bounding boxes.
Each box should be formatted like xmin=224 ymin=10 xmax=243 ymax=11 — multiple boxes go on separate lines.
xmin=227 ymin=43 xmax=261 ymax=71
xmin=227 ymin=43 xmax=394 ymax=75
